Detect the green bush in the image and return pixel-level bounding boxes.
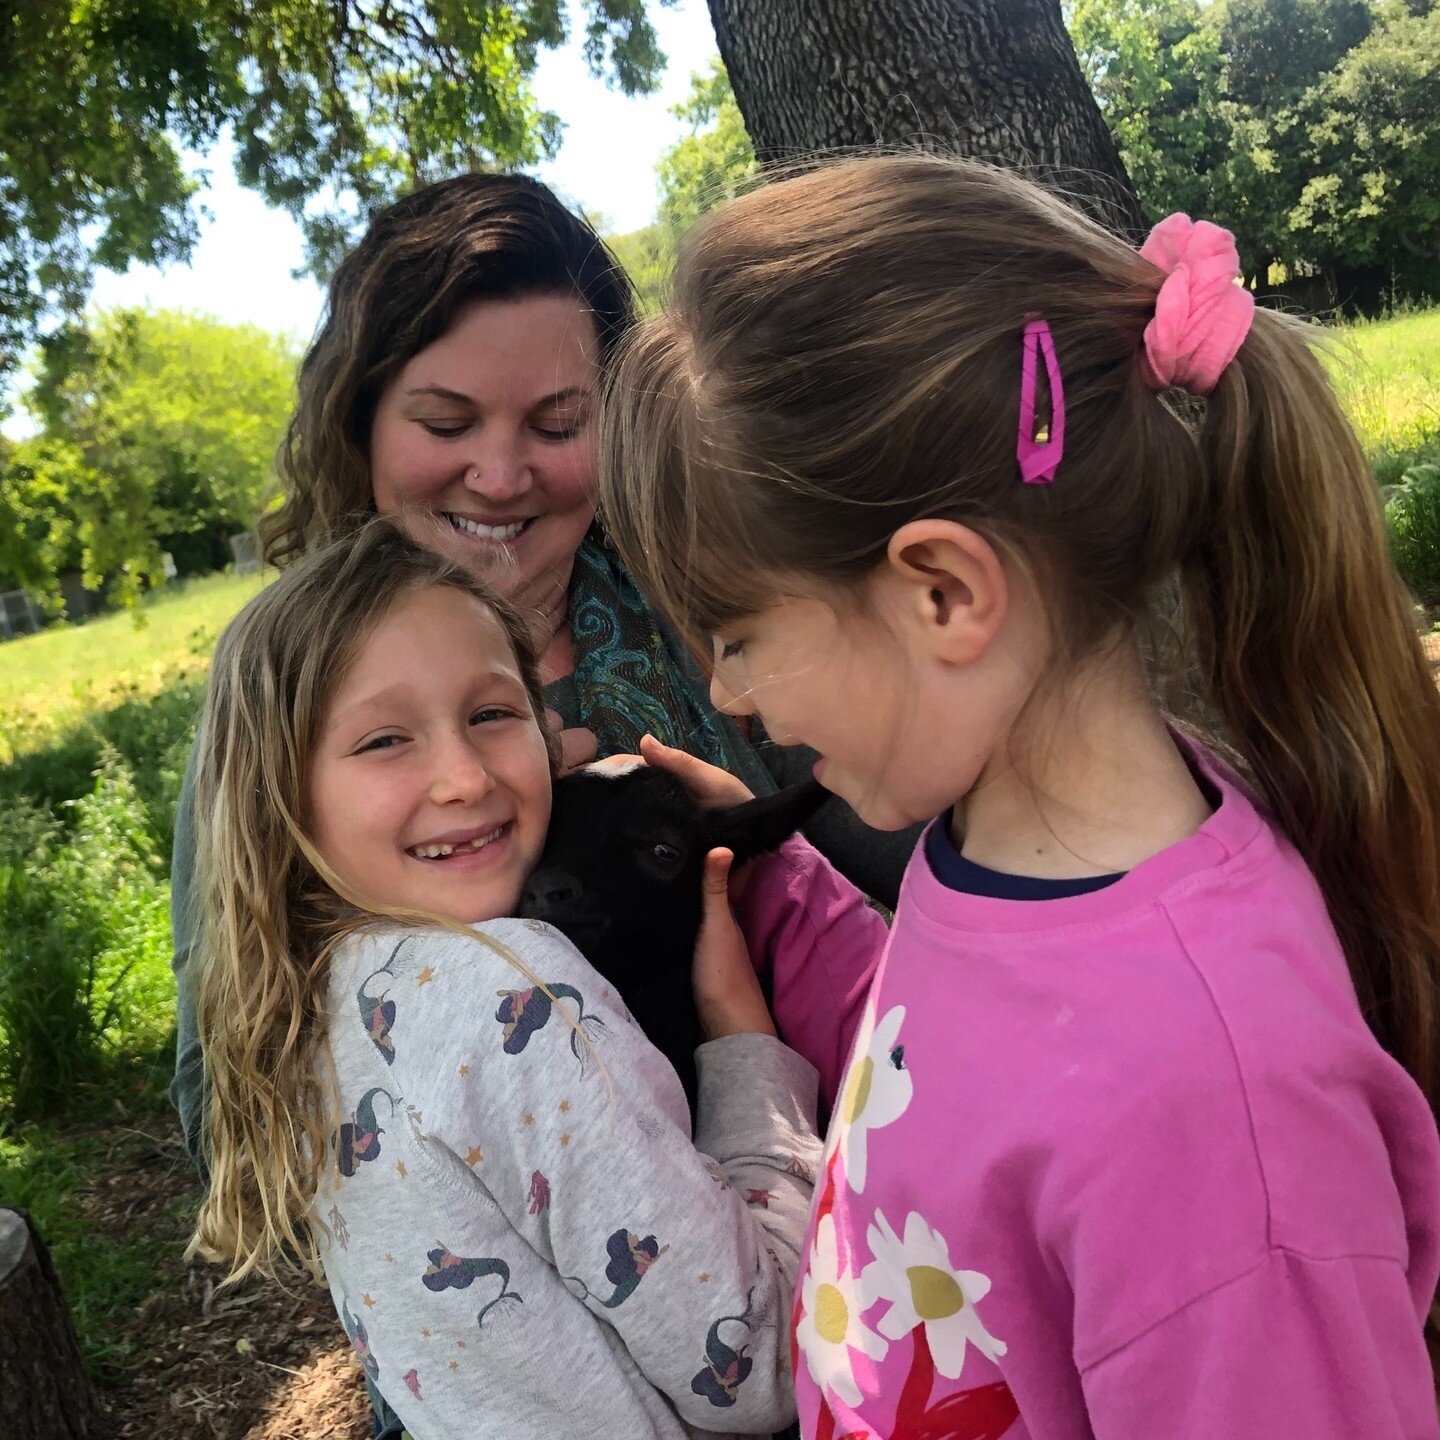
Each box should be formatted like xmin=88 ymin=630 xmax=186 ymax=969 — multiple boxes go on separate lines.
xmin=1386 ymin=451 xmax=1440 ymax=604
xmin=0 ymin=747 xmax=175 ymax=1119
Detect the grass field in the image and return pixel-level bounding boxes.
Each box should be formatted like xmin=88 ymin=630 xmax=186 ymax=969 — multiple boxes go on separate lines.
xmin=0 ymin=569 xmax=268 ymax=755
xmin=1325 ymin=307 xmax=1440 ymax=485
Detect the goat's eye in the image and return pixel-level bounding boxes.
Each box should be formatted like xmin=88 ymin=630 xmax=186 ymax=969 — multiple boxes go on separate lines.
xmin=652 ymin=842 xmax=682 ymax=865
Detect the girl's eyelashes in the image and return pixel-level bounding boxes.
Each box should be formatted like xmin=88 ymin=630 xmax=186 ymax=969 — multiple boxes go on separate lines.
xmin=418 ymin=420 xmax=469 ymax=438
xmin=470 ymin=705 xmax=520 ymax=725
xmin=353 ymin=732 xmax=408 ymax=755
xmin=718 ymin=637 xmax=745 ymax=662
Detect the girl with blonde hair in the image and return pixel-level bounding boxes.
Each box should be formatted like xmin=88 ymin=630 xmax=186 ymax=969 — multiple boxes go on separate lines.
xmin=600 ymin=155 xmax=1440 ymax=1437
xmin=189 ymin=517 xmax=823 ymax=1439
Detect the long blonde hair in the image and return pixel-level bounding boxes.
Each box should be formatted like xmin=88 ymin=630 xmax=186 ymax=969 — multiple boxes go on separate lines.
xmin=189 ymin=518 xmax=558 ymax=1284
xmin=599 ymin=155 xmax=1440 ymax=1114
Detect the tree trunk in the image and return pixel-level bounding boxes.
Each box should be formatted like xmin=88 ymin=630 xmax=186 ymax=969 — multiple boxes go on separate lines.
xmin=0 ymin=1209 xmax=105 ymax=1439
xmin=707 ymin=0 xmax=1147 ymax=240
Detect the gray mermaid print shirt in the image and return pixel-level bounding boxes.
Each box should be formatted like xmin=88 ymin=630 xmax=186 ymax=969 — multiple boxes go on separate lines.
xmin=316 ymin=918 xmax=821 ymax=1439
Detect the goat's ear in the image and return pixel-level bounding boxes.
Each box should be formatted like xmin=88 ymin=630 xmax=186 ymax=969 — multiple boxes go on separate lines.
xmin=706 ymin=779 xmax=829 ymax=865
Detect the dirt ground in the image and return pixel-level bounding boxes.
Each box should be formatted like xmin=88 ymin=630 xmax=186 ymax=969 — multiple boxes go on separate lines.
xmin=80 ymin=1111 xmax=371 ymax=1440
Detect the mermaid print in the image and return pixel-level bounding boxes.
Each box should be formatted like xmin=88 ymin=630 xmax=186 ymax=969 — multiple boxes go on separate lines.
xmin=494 ymin=980 xmax=605 ymax=1067
xmin=336 ymin=1086 xmax=397 ymax=1177
xmin=422 ymin=1244 xmax=524 ymax=1329
xmin=342 ymin=1298 xmax=380 ymax=1382
xmin=356 ymin=940 xmax=406 ymax=1065
xmin=690 ymin=1287 xmax=760 ymax=1409
xmin=565 ymin=1227 xmax=669 ymax=1308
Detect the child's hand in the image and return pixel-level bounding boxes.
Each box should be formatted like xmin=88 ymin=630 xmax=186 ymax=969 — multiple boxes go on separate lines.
xmin=693 ymin=848 xmax=776 ymax=1041
xmin=544 ymin=708 xmax=598 ymax=773
xmin=640 ymin=734 xmax=754 ymax=808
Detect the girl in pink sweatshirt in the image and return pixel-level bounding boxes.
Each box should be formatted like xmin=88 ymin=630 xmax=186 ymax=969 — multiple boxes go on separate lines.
xmin=600 ymin=155 xmax=1440 ymax=1438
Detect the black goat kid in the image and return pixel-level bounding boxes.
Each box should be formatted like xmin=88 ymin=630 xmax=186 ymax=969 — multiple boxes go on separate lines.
xmin=519 ymin=764 xmax=827 ymax=1118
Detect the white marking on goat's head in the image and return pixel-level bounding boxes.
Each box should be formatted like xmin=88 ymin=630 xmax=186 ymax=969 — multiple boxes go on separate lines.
xmin=582 ymin=756 xmax=646 ymax=779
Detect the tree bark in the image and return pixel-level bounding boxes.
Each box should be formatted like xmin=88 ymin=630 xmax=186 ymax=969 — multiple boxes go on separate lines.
xmin=0 ymin=1208 xmax=105 ymax=1439
xmin=707 ymin=0 xmax=1147 ymax=240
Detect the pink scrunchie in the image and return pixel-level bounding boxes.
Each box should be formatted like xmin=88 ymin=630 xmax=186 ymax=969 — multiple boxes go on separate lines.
xmin=1139 ymin=214 xmax=1255 ymax=395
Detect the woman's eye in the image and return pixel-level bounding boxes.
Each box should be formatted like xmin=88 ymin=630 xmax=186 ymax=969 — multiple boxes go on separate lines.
xmin=470 ymin=707 xmax=516 ymax=726
xmin=419 ymin=421 xmax=469 ymax=438
xmin=534 ymin=421 xmax=582 ymax=442
xmin=718 ymin=638 xmax=745 ymax=662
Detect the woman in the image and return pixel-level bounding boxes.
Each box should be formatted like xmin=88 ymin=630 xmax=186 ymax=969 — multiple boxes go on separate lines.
xmin=168 ymin=175 xmax=915 ymax=1422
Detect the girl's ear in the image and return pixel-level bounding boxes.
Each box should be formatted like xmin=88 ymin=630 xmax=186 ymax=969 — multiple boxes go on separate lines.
xmin=880 ymin=519 xmax=1009 ymax=666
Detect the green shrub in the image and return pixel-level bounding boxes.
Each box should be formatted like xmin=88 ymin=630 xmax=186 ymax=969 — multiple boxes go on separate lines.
xmin=1385 ymin=449 xmax=1440 ymax=604
xmin=0 ymin=747 xmax=174 ymax=1120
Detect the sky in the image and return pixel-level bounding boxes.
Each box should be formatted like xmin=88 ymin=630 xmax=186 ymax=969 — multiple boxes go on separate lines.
xmin=13 ymin=0 xmax=718 ymax=421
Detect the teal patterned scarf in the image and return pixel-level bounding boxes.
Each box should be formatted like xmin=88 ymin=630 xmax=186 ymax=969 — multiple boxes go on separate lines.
xmin=560 ymin=537 xmax=762 ymax=783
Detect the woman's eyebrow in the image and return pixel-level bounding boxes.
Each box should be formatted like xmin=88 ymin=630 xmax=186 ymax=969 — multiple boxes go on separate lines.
xmin=534 ymin=385 xmax=590 ymax=407
xmin=405 ymin=384 xmax=474 ymax=404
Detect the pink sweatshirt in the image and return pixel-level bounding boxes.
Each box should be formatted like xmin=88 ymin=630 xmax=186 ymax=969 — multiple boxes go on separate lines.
xmin=746 ymin=746 xmax=1440 ymax=1439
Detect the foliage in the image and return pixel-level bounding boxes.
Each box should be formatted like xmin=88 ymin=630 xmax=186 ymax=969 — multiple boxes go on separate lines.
xmin=656 ymin=58 xmax=757 ymax=245
xmin=1291 ymin=6 xmax=1440 ymax=280
xmin=0 ymin=0 xmax=666 ymax=376
xmin=1068 ymin=0 xmax=1439 ymax=296
xmin=0 ymin=749 xmax=174 ymax=1120
xmin=607 ymin=223 xmax=673 ymax=315
xmin=1386 ymin=456 xmax=1440 ymax=602
xmin=2 ymin=310 xmax=297 ymax=607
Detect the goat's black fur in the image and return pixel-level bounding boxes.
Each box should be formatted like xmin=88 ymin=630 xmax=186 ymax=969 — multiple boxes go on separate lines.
xmin=519 ymin=766 xmax=828 ymax=1118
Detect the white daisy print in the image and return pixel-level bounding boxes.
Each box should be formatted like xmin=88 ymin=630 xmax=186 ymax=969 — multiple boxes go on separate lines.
xmin=795 ymin=1214 xmax=888 ymax=1408
xmin=830 ymin=1004 xmax=912 ymax=1193
xmin=860 ymin=1209 xmax=1007 ymax=1381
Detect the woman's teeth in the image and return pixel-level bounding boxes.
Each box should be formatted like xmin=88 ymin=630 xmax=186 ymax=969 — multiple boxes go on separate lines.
xmin=448 ymin=514 xmax=528 ymax=542
xmin=410 ymin=826 xmax=505 ymax=860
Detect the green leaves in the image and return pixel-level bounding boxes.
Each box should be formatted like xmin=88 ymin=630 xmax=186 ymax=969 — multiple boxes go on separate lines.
xmin=1 ymin=308 xmax=300 ymax=606
xmin=0 ymin=0 xmax=662 ymax=376
xmin=656 ymin=58 xmax=757 ymax=246
xmin=1067 ymin=0 xmax=1439 ymax=294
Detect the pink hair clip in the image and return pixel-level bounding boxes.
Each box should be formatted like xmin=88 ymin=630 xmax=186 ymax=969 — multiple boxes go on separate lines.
xmin=1016 ymin=317 xmax=1065 ymax=484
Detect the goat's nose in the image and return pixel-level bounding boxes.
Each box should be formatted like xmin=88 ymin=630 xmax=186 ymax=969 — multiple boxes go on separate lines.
xmin=522 ymin=870 xmax=582 ymax=911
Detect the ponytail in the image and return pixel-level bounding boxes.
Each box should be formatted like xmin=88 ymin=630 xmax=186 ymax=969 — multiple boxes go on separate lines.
xmin=1187 ymin=307 xmax=1440 ymax=1111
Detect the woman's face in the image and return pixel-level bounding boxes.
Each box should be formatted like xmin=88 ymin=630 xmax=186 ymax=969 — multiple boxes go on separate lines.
xmin=307 ymin=585 xmax=554 ymax=924
xmin=369 ymin=294 xmax=600 ymax=617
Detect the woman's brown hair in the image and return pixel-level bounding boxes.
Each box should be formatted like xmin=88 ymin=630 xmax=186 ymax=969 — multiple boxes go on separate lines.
xmin=599 ymin=154 xmax=1440 ymax=1115
xmin=190 ymin=517 xmax=560 ymax=1283
xmin=262 ymin=173 xmax=636 ymax=567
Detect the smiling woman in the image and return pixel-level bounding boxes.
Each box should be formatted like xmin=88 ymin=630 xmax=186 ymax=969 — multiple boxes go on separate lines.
xmin=169 ymin=168 xmax=920 ymax=1232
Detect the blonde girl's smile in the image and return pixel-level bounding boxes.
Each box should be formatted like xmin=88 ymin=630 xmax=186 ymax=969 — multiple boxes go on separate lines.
xmin=307 ymin=584 xmax=554 ymax=923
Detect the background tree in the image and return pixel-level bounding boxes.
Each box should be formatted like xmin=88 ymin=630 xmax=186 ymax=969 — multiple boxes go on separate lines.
xmin=706 ymin=0 xmax=1147 ymax=237
xmin=656 ymin=57 xmax=758 ymax=245
xmin=2 ymin=310 xmax=299 ymax=609
xmin=0 ymin=0 xmax=661 ymax=379
xmin=1070 ymin=0 xmax=1439 ymax=300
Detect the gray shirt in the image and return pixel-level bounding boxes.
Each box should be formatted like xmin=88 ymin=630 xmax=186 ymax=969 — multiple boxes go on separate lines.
xmin=316 ymin=919 xmax=820 ymax=1438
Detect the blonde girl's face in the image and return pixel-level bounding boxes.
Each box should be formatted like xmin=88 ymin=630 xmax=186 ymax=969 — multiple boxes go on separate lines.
xmin=307 ymin=586 xmax=553 ymax=923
